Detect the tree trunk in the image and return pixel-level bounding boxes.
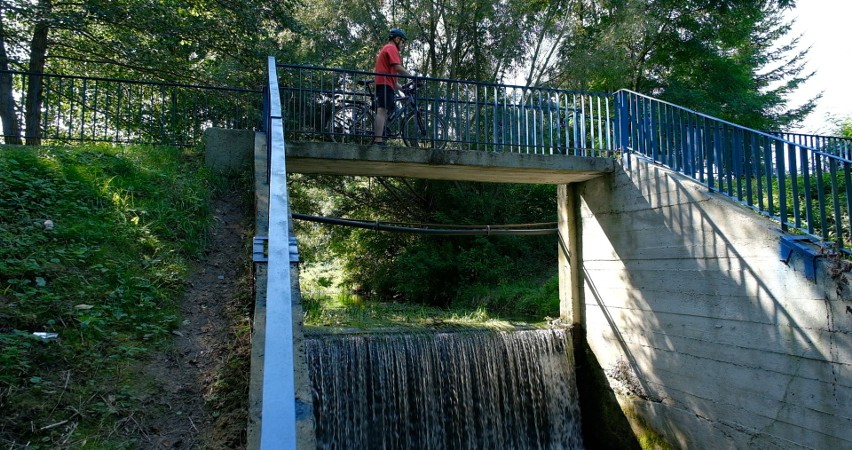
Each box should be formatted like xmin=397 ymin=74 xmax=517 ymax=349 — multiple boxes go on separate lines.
xmin=25 ymin=1 xmax=51 ymax=146
xmin=0 ymin=12 xmax=22 ymax=145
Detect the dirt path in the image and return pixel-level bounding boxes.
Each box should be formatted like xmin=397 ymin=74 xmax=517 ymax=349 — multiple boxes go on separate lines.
xmin=138 ymin=192 xmax=250 ymax=449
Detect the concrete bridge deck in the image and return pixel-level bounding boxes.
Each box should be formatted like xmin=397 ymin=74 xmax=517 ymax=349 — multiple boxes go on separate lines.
xmin=284 ymin=141 xmax=617 ymax=183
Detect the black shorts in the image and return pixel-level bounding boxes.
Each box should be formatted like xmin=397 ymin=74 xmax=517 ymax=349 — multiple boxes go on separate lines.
xmin=376 ymin=84 xmax=396 ymax=112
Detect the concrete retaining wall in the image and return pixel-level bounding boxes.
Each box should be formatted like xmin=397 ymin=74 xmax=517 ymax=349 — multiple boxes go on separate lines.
xmin=204 ymin=128 xmax=254 ymax=173
xmin=571 ymin=154 xmax=852 ymax=448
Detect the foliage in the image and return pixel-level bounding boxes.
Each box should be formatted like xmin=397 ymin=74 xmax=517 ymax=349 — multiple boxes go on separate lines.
xmin=550 ymin=0 xmax=814 ymax=130
xmin=292 ymin=175 xmax=558 ymax=310
xmin=291 ymin=0 xmax=574 ymax=83
xmin=832 ymin=116 xmax=852 ymax=139
xmin=0 ymin=143 xmax=213 ymax=448
xmin=1 ymin=0 xmax=301 ymax=85
xmin=454 ymin=275 xmax=560 ymax=320
xmin=302 ymin=291 xmax=553 ymax=331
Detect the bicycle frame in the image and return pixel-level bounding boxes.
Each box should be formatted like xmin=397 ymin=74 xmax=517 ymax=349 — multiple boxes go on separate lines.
xmin=384 ymin=94 xmax=419 ymax=137
xmin=327 ymin=78 xmax=446 ymax=148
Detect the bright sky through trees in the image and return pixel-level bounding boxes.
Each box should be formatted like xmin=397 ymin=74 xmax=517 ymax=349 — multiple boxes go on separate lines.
xmin=786 ymin=2 xmax=852 ymax=133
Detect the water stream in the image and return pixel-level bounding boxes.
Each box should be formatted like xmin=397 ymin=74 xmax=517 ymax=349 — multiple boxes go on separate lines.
xmin=305 ymin=328 xmax=584 ymax=449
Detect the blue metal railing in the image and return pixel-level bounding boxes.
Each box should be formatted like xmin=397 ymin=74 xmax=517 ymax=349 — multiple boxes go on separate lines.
xmin=0 ymin=70 xmax=261 ymax=146
xmin=616 ymin=89 xmax=852 ymax=252
xmin=275 ymin=64 xmax=617 ymax=156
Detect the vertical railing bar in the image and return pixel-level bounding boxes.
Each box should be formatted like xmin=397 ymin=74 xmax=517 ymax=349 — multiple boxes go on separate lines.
xmin=776 ymin=140 xmax=788 ymax=230
xmin=707 ymin=118 xmax=716 ymax=189
xmin=815 ymin=154 xmax=828 ymax=240
xmin=801 ymin=146 xmax=814 ymax=234
xmin=788 ymin=142 xmax=801 ymax=229
xmin=682 ymin=110 xmax=691 ymax=175
xmin=580 ymin=95 xmax=587 ymax=153
xmin=830 ymin=159 xmax=843 ymax=246
xmin=577 ymin=94 xmax=583 ymax=156
xmin=649 ymin=100 xmax=658 ymax=163
xmin=844 ymin=161 xmax=852 ymax=250
xmin=605 ymin=95 xmax=612 ymax=153
xmin=744 ymin=132 xmax=754 ymax=206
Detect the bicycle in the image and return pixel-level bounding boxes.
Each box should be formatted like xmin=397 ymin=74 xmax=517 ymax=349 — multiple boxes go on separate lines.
xmin=328 ymin=79 xmax=448 ymax=149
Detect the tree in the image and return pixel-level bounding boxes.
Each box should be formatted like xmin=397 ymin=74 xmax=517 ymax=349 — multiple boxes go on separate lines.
xmin=296 ymin=174 xmax=557 ymax=306
xmin=547 ymin=0 xmax=814 ymax=130
xmin=0 ymin=2 xmax=22 ymax=144
xmin=290 ymin=0 xmax=571 ymax=84
xmin=0 ymin=0 xmax=302 ymax=144
xmin=832 ymin=116 xmax=852 ymax=139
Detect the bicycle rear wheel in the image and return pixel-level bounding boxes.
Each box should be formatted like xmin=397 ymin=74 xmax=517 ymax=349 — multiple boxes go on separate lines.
xmin=402 ymin=110 xmax=447 ymax=149
xmin=329 ymin=104 xmax=374 ymax=144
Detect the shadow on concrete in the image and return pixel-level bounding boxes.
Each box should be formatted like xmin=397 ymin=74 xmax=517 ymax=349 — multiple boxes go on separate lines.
xmin=573 ymin=328 xmax=642 ymax=450
xmin=576 ymin=154 xmax=850 ymax=448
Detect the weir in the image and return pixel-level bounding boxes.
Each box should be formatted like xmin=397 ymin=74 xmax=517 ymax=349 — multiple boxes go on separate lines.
xmin=249 ymin=57 xmax=852 ymax=449
xmin=305 ymin=329 xmax=584 ymax=450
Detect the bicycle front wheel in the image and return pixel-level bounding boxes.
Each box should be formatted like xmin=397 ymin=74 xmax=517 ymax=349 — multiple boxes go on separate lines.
xmin=329 ymin=104 xmax=374 ymax=144
xmin=401 ymin=110 xmax=447 ymax=149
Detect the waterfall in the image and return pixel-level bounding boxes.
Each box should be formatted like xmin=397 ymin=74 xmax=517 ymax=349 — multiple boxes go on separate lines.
xmin=305 ymin=328 xmax=584 ymax=449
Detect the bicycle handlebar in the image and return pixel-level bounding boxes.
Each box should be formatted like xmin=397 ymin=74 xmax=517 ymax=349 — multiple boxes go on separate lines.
xmin=401 ymin=78 xmax=426 ymax=94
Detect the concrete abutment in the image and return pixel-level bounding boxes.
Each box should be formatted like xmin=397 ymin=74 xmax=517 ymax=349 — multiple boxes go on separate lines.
xmin=560 ymin=153 xmax=852 ymax=449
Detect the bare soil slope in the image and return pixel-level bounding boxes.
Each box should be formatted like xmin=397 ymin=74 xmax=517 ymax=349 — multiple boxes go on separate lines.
xmin=139 ymin=192 xmax=251 ymax=449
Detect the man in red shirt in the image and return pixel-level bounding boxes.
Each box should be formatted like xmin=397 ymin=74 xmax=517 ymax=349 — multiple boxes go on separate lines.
xmin=373 ymin=28 xmax=412 ymax=146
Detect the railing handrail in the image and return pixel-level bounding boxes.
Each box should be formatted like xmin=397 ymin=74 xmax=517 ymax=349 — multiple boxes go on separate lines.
xmin=777 ymin=131 xmax=852 ymax=143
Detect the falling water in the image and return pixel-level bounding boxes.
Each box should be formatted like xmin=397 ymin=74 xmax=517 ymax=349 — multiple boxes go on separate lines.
xmin=305 ymin=328 xmax=584 ymax=449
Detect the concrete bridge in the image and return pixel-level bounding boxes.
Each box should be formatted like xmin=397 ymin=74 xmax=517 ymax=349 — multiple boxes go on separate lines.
xmin=242 ymin=57 xmax=852 ymax=449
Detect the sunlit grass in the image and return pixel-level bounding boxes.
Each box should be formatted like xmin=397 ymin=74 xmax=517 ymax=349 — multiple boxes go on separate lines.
xmin=302 ymin=292 xmax=554 ymax=332
xmin=0 ymin=143 xmax=215 ymax=448
xmin=300 ymin=257 xmax=561 ymax=332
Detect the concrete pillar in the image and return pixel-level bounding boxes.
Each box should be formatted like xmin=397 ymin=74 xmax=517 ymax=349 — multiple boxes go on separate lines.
xmin=558 ymin=184 xmax=584 ymax=327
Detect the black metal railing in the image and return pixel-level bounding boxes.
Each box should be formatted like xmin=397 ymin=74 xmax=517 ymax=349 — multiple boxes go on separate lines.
xmin=0 ymin=70 xmax=262 ymax=147
xmin=275 ymin=64 xmax=617 ymax=156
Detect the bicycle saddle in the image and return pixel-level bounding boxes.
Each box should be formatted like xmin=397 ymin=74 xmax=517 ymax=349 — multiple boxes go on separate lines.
xmin=356 ymin=80 xmax=375 ymax=86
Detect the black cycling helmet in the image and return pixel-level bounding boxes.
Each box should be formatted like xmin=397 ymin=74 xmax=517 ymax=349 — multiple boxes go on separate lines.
xmin=389 ymin=28 xmax=408 ymax=41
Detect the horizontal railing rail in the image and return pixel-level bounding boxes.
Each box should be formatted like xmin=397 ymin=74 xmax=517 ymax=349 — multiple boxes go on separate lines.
xmin=774 ymin=131 xmax=852 ymax=161
xmin=275 ymin=64 xmax=617 ymax=156
xmin=616 ymin=89 xmax=852 ymax=252
xmin=0 ymin=70 xmax=262 ymax=147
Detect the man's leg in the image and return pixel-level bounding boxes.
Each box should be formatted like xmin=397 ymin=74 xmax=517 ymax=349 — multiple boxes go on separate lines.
xmin=374 ymin=107 xmax=387 ymax=143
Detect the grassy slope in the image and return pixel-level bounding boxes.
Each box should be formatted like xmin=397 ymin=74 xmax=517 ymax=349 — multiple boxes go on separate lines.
xmin=0 ymin=144 xmax=213 ymax=448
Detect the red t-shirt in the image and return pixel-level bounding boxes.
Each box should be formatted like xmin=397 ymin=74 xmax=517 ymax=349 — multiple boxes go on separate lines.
xmin=374 ymin=42 xmax=401 ymax=88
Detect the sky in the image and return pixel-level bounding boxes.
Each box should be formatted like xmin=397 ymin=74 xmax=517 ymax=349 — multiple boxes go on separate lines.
xmin=785 ymin=2 xmax=852 ymax=134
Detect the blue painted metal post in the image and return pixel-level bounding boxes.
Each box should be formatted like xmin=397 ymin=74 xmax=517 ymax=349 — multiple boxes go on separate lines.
xmin=616 ymin=90 xmax=631 ymax=170
xmin=775 ymin=139 xmax=787 ymax=231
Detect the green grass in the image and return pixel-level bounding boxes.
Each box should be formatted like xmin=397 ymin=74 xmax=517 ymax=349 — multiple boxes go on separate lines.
xmin=302 ymin=293 xmax=544 ymax=332
xmin=0 ymin=143 xmax=214 ymax=448
xmin=300 ymin=258 xmax=562 ymax=332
